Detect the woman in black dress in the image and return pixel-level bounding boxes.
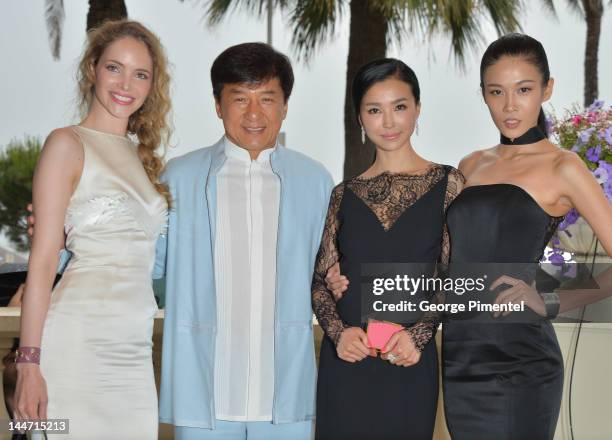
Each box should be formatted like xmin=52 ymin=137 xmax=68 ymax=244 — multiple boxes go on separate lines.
xmin=312 ymin=59 xmax=463 ymax=439
xmin=443 ymin=34 xmax=612 ymax=439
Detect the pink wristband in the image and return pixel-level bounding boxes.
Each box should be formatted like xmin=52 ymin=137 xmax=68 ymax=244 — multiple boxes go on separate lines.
xmin=15 ymin=347 xmax=41 ymax=364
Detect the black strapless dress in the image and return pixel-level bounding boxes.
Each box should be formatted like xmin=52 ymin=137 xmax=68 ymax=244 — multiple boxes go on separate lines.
xmin=443 ymin=184 xmax=565 ymax=440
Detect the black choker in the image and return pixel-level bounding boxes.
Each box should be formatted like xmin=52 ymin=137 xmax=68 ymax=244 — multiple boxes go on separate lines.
xmin=500 ymin=126 xmax=546 ymax=145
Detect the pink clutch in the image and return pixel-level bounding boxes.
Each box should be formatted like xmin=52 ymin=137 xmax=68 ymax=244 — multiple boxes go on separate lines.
xmin=366 ymin=320 xmax=404 ymax=351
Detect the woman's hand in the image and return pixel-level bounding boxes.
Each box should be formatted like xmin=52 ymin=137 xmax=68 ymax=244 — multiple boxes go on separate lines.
xmin=381 ymin=330 xmax=421 ymax=367
xmin=337 ymin=327 xmax=375 ymax=363
xmin=27 ymin=203 xmax=35 ymax=238
xmin=14 ymin=363 xmax=48 ymax=421
xmin=490 ymin=275 xmax=546 ymax=317
xmin=325 ymin=263 xmax=349 ymax=301
xmin=8 ymin=284 xmax=25 ymax=307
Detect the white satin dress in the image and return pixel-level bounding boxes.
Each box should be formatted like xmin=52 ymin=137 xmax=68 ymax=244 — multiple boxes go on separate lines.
xmin=39 ymin=126 xmax=166 ymax=439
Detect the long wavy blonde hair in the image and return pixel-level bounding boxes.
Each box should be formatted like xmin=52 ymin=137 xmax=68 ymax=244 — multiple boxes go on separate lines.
xmin=77 ymin=20 xmax=172 ymax=205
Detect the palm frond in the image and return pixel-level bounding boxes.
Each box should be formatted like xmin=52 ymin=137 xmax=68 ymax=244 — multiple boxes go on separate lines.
xmin=413 ymin=0 xmax=525 ymax=68
xmin=205 ymin=0 xmax=288 ymax=25
xmin=373 ymin=0 xmax=430 ymax=48
xmin=481 ymin=0 xmax=524 ymax=35
xmin=537 ymin=0 xmax=558 ymax=18
xmin=564 ymin=0 xmax=585 ymax=17
xmin=404 ymin=0 xmax=485 ymax=69
xmin=444 ymin=0 xmax=485 ymax=67
xmin=44 ymin=0 xmax=65 ymax=60
xmin=287 ymin=0 xmax=345 ymax=61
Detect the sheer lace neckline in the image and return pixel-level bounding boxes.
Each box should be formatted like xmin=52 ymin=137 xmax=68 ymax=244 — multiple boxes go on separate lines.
xmin=345 ymin=165 xmax=446 ymax=232
xmin=354 ymin=164 xmax=442 ymax=182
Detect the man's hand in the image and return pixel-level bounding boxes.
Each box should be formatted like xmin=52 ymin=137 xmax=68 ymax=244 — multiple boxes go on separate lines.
xmin=325 ymin=263 xmax=349 ymax=301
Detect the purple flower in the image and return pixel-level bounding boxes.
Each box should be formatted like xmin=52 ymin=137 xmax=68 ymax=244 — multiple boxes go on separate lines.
xmin=560 ymin=208 xmax=580 ymax=230
xmin=549 ymin=253 xmax=566 ymax=266
xmin=587 ymin=99 xmax=605 ymax=112
xmin=602 ymin=127 xmax=612 ymax=145
xmin=545 ymin=117 xmax=554 ymax=134
xmin=563 ymin=263 xmax=578 ymax=278
xmin=593 ymin=163 xmax=609 ymax=184
xmin=604 ymin=180 xmax=612 ymax=202
xmin=599 ymin=160 xmax=612 ymax=175
xmin=579 ymin=127 xmax=595 ymax=143
xmin=586 ymin=145 xmax=602 ymax=162
xmin=571 ymin=143 xmax=582 ymax=152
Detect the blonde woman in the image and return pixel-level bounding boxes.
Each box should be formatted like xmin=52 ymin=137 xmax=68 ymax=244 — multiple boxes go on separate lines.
xmin=15 ymin=20 xmax=171 ymax=439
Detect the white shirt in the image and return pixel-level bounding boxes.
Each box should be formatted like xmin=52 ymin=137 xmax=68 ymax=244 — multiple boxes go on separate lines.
xmin=213 ymin=137 xmax=280 ymax=421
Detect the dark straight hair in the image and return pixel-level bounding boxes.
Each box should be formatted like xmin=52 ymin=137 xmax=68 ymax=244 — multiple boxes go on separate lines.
xmin=480 ymin=33 xmax=550 ymax=136
xmin=210 ymin=42 xmax=294 ymax=102
xmin=351 ymin=58 xmax=421 ymax=125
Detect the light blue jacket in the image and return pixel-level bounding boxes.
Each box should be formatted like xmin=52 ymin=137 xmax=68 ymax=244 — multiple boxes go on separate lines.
xmin=154 ymin=138 xmax=334 ymax=429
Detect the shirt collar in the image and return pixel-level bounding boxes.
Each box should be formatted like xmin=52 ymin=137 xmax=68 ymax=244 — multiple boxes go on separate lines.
xmin=223 ymin=136 xmax=276 ymax=164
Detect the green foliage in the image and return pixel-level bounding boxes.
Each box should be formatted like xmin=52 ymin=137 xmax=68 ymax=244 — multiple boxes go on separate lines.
xmin=0 ymin=137 xmax=41 ymax=251
xmin=204 ymin=0 xmax=530 ymax=65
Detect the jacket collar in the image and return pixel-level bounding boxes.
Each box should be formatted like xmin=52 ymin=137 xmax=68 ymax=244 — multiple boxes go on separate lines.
xmin=209 ymin=135 xmax=287 ymax=178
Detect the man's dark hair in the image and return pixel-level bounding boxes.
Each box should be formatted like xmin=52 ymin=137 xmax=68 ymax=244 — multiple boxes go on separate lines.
xmin=211 ymin=42 xmax=294 ymax=102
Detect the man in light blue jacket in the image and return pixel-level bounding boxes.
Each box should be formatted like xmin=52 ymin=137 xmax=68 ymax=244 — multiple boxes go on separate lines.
xmin=154 ymin=43 xmax=334 ymax=439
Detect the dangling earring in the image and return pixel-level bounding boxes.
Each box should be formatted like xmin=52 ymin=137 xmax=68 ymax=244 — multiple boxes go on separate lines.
xmin=361 ymin=126 xmax=366 ymax=144
xmin=416 ymin=120 xmax=419 ymax=136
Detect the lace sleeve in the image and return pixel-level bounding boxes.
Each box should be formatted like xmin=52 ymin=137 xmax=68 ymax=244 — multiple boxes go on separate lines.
xmin=440 ymin=167 xmax=466 ymax=265
xmin=312 ymin=183 xmax=348 ymax=346
xmin=406 ymin=167 xmax=466 ymax=352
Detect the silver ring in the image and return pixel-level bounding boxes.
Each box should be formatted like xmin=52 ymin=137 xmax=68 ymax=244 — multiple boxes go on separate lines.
xmin=387 ymin=353 xmax=397 ymax=362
